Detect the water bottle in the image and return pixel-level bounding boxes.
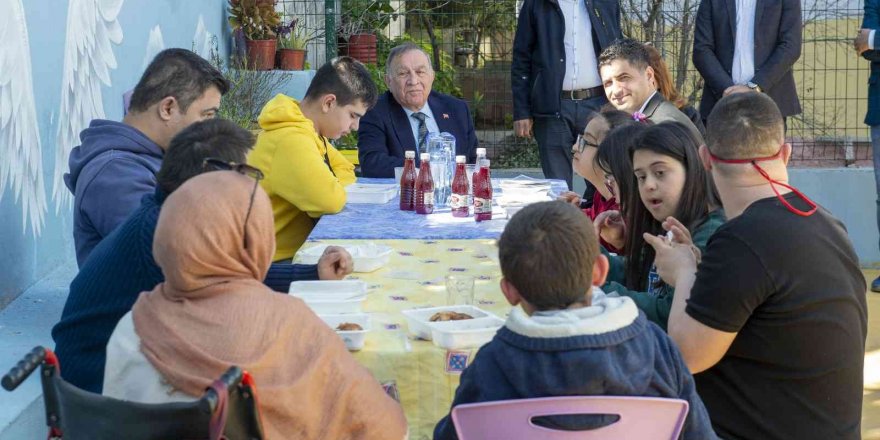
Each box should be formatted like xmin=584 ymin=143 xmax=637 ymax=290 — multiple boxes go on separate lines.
xmin=399 ymin=150 xmax=416 ymax=211
xmin=415 ymin=153 xmax=435 ymax=215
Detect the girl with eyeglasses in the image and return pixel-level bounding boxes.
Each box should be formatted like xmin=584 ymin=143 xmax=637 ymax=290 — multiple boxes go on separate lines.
xmin=558 ymin=109 xmax=641 ymax=252
xmin=598 ymin=122 xmax=724 ymax=331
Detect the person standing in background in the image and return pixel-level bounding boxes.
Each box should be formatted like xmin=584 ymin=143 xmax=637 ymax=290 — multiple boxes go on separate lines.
xmin=692 ymin=0 xmax=802 ymax=126
xmin=856 ymin=0 xmax=880 ymax=292
xmin=511 ymin=0 xmax=622 ymax=191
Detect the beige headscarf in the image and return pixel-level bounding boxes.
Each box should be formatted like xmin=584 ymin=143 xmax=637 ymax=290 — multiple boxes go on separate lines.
xmin=132 ymin=171 xmax=407 ymax=439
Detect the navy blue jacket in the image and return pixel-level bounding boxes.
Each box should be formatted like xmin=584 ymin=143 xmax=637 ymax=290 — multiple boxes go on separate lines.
xmin=357 ymin=91 xmax=478 ymax=178
xmin=510 ymin=0 xmax=622 ymax=120
xmin=692 ymin=0 xmax=802 ymax=119
xmin=65 ymin=120 xmax=164 ymax=267
xmin=433 ymin=312 xmax=716 ymax=440
xmin=52 ymin=190 xmax=318 ymax=393
xmin=863 ymin=0 xmax=880 ymax=126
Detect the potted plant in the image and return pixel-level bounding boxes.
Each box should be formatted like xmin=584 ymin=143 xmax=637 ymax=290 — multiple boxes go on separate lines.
xmin=228 ymin=0 xmax=281 ymax=70
xmin=338 ymin=0 xmax=394 ymax=64
xmin=276 ymin=18 xmax=315 ymax=71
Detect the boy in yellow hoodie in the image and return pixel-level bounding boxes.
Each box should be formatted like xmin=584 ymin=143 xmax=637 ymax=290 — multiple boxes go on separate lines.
xmin=249 ymin=57 xmax=378 ymax=261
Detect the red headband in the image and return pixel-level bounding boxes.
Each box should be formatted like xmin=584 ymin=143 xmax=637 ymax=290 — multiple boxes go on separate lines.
xmin=708 ymin=149 xmax=817 ymax=217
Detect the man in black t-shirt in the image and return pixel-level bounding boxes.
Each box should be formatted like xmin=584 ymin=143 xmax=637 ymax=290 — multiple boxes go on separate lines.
xmin=644 ymin=93 xmax=867 ymax=440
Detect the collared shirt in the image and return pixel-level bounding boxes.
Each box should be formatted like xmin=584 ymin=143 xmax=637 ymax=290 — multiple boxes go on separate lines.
xmin=559 ymin=0 xmax=601 ymax=90
xmin=402 ymin=102 xmax=440 ymax=150
xmin=637 ymin=91 xmax=659 ymax=115
xmin=732 ymin=0 xmax=757 ymax=85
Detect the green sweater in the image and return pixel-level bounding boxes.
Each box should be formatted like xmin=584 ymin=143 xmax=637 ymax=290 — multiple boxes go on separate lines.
xmin=602 ymin=209 xmax=726 ymax=331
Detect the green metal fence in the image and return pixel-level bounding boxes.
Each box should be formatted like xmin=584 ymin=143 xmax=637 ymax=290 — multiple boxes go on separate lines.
xmin=276 ymin=0 xmax=873 ymax=167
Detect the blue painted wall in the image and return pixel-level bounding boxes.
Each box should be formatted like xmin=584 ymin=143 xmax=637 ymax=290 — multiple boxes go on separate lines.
xmin=0 ymin=0 xmax=230 ymax=306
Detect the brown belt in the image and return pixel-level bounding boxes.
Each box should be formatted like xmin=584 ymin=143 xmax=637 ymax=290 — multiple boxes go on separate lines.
xmin=561 ymin=86 xmax=604 ymax=100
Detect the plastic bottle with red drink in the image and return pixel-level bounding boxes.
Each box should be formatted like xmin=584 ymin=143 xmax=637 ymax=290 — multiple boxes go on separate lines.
xmin=473 ymin=158 xmax=492 ymax=222
xmin=472 ymin=147 xmax=486 ymax=194
xmin=399 ymin=150 xmax=417 ymax=211
xmin=450 ymin=155 xmax=469 ymax=217
xmin=415 ymin=153 xmax=435 ymax=215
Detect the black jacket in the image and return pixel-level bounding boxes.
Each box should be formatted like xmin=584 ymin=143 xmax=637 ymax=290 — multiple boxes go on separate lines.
xmin=511 ymin=0 xmax=622 ymax=120
xmin=692 ymin=0 xmax=802 ymax=118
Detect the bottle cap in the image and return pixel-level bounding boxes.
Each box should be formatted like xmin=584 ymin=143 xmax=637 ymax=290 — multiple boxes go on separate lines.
xmin=420 ymin=152 xmax=430 ymax=161
xmin=476 ymin=147 xmax=487 ymax=157
xmin=455 ymin=155 xmax=466 ymax=163
xmin=405 ymin=150 xmax=415 ymax=159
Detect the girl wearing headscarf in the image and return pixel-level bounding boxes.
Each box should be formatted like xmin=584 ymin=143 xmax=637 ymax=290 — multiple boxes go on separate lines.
xmin=103 ymin=170 xmax=408 ymax=439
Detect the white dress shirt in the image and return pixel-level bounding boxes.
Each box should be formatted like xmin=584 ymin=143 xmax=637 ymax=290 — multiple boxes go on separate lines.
xmin=403 ymin=102 xmax=440 ymax=151
xmin=559 ymin=0 xmax=602 ymax=90
xmin=732 ymin=0 xmax=757 ymax=85
xmin=637 ymin=91 xmax=659 ymax=115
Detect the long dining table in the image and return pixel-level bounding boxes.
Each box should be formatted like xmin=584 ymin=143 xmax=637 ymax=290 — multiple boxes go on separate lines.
xmin=296 ymin=177 xmax=566 ymax=439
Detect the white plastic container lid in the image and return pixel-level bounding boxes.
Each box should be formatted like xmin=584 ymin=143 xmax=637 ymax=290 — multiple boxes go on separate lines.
xmin=295 ymin=243 xmax=394 ymax=273
xmin=289 ymin=280 xmax=368 ymax=314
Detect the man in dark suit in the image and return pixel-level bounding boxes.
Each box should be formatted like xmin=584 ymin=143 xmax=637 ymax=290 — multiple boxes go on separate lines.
xmin=692 ymin=0 xmax=802 ymax=124
xmin=599 ymin=39 xmax=704 ymax=142
xmin=358 ymin=43 xmax=477 ymax=178
xmin=511 ymin=0 xmax=622 ymax=190
xmin=856 ymin=0 xmax=880 ymax=292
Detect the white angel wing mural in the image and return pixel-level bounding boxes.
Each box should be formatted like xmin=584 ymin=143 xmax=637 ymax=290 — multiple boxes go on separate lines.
xmin=53 ymin=0 xmax=124 ymax=212
xmin=143 ymin=25 xmax=164 ymax=69
xmin=192 ymin=14 xmax=215 ymax=59
xmin=0 ymin=0 xmax=48 ymax=236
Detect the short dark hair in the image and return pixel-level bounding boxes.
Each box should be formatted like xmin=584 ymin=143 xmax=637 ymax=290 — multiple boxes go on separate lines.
xmin=706 ymin=93 xmax=784 ymax=160
xmin=156 ymin=119 xmax=255 ymax=195
xmin=304 ymin=56 xmax=378 ymax=108
xmin=498 ymin=201 xmax=599 ymax=311
xmin=598 ymin=38 xmax=651 ymax=71
xmin=129 ymin=49 xmax=229 ymax=114
xmin=385 ymin=43 xmax=432 ymax=76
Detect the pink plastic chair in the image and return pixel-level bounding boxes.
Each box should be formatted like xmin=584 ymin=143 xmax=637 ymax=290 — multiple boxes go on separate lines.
xmin=451 ymin=396 xmax=689 ymax=439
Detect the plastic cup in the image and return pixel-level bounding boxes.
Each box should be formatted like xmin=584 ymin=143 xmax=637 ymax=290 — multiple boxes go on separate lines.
xmin=446 ymin=274 xmax=476 ymax=305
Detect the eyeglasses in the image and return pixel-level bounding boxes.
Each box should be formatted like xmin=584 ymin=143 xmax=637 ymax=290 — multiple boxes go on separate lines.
xmin=573 ymin=135 xmax=599 ymax=157
xmin=202 ymin=158 xmax=265 ymax=249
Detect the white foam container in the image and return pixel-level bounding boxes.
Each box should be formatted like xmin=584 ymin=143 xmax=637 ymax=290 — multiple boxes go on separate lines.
xmin=430 ymin=315 xmax=505 ymax=349
xmin=318 ymin=313 xmax=370 ymax=351
xmin=401 ymin=305 xmax=500 ymax=340
xmin=346 ymin=183 xmax=399 ymax=204
xmin=289 ymin=280 xmax=368 ymax=314
xmin=295 ymin=243 xmax=393 ymax=273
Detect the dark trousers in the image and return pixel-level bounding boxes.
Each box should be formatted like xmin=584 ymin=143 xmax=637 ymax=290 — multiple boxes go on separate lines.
xmin=533 ymin=96 xmax=608 ymax=190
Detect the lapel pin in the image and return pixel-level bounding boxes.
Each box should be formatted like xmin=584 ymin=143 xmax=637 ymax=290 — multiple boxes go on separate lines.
xmin=443 ymin=113 xmax=450 ymax=119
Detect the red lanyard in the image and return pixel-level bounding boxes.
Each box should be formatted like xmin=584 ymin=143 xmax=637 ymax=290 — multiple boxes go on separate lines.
xmin=708 ymin=149 xmax=817 ymax=217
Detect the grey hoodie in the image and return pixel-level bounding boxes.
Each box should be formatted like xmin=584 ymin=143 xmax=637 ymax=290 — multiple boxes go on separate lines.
xmin=65 ymin=120 xmax=163 ymax=266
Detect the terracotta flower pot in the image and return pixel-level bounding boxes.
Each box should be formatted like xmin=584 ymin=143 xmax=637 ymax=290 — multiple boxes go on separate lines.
xmin=347 ymin=33 xmax=377 ymax=65
xmin=278 ymin=49 xmax=307 ymax=71
xmin=245 ymin=39 xmax=277 ymax=70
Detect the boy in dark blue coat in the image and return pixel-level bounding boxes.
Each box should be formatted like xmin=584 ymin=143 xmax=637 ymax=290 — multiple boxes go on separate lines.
xmin=434 ymin=201 xmax=716 ymax=439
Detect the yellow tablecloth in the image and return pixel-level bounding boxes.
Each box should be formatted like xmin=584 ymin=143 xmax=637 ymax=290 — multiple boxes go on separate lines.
xmin=298 ymin=238 xmax=513 ymax=440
